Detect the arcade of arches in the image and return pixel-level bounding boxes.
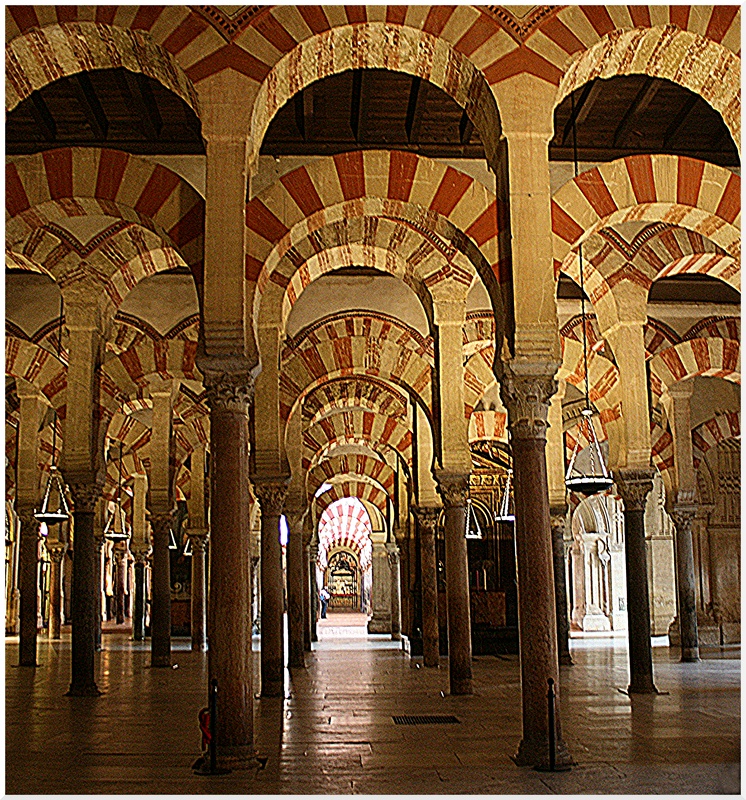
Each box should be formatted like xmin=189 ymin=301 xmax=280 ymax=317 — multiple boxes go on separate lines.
xmin=5 ymin=4 xmax=740 ymax=793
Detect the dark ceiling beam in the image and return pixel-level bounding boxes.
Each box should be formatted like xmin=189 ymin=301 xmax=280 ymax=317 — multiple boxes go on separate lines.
xmin=405 ymin=75 xmax=428 ymax=143
xmin=560 ymin=80 xmax=603 ymax=146
xmin=459 ymin=109 xmax=474 ymax=145
xmin=29 ymin=93 xmax=56 ymax=141
xmin=612 ymin=77 xmax=662 ymax=148
xmin=350 ymin=69 xmax=365 ymax=142
xmin=662 ymin=94 xmax=698 ymax=147
xmin=123 ymin=71 xmax=162 ymax=140
xmin=72 ymin=72 xmax=108 ymax=140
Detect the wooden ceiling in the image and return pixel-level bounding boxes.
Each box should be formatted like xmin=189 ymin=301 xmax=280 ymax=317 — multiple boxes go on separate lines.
xmin=551 ymin=75 xmax=738 ymax=167
xmin=6 ymin=68 xmax=204 ymax=156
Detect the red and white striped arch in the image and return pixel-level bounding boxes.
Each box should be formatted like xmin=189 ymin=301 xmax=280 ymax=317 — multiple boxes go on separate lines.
xmin=468 ymin=410 xmax=507 ymax=444
xmin=692 ymin=411 xmax=740 ymax=469
xmin=316 ymin=483 xmax=386 ymax=537
xmin=7 ymin=149 xmax=205 ymax=279
xmin=307 ymin=453 xmax=395 ymax=502
xmin=556 ymin=24 xmax=740 ymax=151
xmin=5 ymin=336 xmax=65 ymax=413
xmin=683 ymin=316 xmax=740 ymax=342
xmin=649 ymin=338 xmax=740 ymax=400
xmin=103 ymin=339 xmax=200 ymax=399
xmin=317 ymin=495 xmax=374 ymax=570
xmin=303 ymin=377 xmax=407 ymax=426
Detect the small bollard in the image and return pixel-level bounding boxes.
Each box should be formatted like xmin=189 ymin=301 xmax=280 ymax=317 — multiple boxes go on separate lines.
xmin=547 ymin=678 xmax=556 ymax=772
xmin=194 ymin=678 xmax=231 ymax=775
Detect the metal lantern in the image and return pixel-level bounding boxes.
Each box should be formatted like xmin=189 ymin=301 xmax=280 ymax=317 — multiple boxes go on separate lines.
xmin=104 ymin=441 xmax=130 ymax=542
xmin=494 ymin=468 xmax=515 ymax=523
xmin=183 ymin=536 xmax=192 ymax=557
xmin=563 ymin=91 xmax=613 ymax=499
xmin=465 ymin=498 xmax=483 ymax=540
xmin=168 ymin=527 xmax=178 ymax=550
xmin=34 ymin=465 xmax=70 ymax=527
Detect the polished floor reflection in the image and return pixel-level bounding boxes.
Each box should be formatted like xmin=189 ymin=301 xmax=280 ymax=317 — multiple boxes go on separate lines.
xmin=5 ymin=625 xmax=740 ymax=795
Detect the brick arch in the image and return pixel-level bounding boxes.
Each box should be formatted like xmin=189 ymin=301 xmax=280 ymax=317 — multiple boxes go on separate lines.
xmin=5 ymin=336 xmax=66 ymax=411
xmin=692 ymin=412 xmax=740 ymax=469
xmin=6 ymin=21 xmax=199 ymax=115
xmin=468 ymin=410 xmax=507 ymax=443
xmin=314 ymin=480 xmax=387 ymax=519
xmin=7 ymin=149 xmax=205 ymax=281
xmin=249 ymin=22 xmax=503 ymax=170
xmin=280 ymin=313 xmax=433 ymax=421
xmin=303 ymin=408 xmax=412 ymax=466
xmin=464 ymin=346 xmax=497 ymax=419
xmin=555 ymin=25 xmax=740 ymax=151
xmin=657 ymin=254 xmax=739 ymax=290
xmin=308 ymin=452 xmax=394 ymax=500
xmin=683 ymin=316 xmax=740 ymax=342
xmin=559 ymin=337 xmax=620 ymax=414
xmin=649 ymin=338 xmax=740 ymax=400
xmin=303 ymin=377 xmax=407 ymax=426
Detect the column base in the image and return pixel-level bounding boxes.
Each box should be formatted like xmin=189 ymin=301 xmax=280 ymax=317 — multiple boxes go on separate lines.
xmin=151 ymin=659 xmax=172 ymax=668
xmin=67 ymin=683 xmax=102 ymax=697
xmin=449 ymin=676 xmax=473 ymax=695
xmin=626 ymin=679 xmax=658 ymax=694
xmin=514 ymin=736 xmax=573 ymax=770
xmin=367 ymin=616 xmax=392 ymax=634
xmin=194 ymin=746 xmax=262 ymax=773
xmin=681 ymin=647 xmax=700 ymax=662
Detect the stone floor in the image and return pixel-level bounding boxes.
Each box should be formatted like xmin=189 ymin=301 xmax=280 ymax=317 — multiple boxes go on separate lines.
xmin=5 ymin=616 xmax=740 ymax=795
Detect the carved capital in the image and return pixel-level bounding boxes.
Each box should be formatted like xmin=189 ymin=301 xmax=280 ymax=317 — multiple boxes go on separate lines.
xmin=671 ymin=505 xmax=697 ymax=535
xmin=45 ymin=542 xmax=67 ymax=562
xmin=413 ymin=505 xmax=440 ymax=535
xmin=254 ymin=478 xmax=289 ymax=516
xmin=434 ymin=471 xmax=470 ymax=509
xmin=131 ymin=548 xmax=151 ymax=565
xmin=614 ymin=468 xmax=655 ymax=512
xmin=69 ymin=482 xmax=102 ymax=513
xmin=550 ymin=512 xmax=567 ymax=537
xmin=187 ymin=533 xmax=209 ymax=554
xmin=386 ymin=543 xmax=400 ymax=567
xmin=197 ymin=352 xmax=257 ymax=414
xmin=149 ymin=511 xmax=173 ymax=539
xmin=499 ymin=369 xmax=557 ymax=441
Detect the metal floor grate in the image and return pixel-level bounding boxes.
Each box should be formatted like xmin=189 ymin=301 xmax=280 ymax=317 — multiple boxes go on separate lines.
xmin=392 ymin=715 xmax=460 ymax=725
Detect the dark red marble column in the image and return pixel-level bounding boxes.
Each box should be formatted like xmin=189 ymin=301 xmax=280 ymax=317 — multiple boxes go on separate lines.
xmin=255 ymin=479 xmax=288 ymax=696
xmin=17 ymin=509 xmax=39 ymax=666
xmin=286 ymin=510 xmax=305 ymax=668
xmin=132 ymin=551 xmax=147 ymax=642
xmin=47 ymin=543 xmax=66 ymax=639
xmin=672 ymin=506 xmax=700 ymax=662
xmin=204 ymin=369 xmax=256 ymax=764
xmin=414 ymin=507 xmax=440 ymax=667
xmin=615 ymin=468 xmax=658 ymax=694
xmin=149 ymin=512 xmax=172 ymax=667
xmin=550 ymin=507 xmax=573 ymax=666
xmin=67 ymin=483 xmax=102 ymax=696
xmin=189 ymin=535 xmax=208 ymax=652
xmin=501 ymin=371 xmax=571 ymax=769
xmin=434 ymin=473 xmax=472 ymax=695
xmin=93 ymin=533 xmax=104 ymax=650
xmin=114 ymin=546 xmax=127 ymax=624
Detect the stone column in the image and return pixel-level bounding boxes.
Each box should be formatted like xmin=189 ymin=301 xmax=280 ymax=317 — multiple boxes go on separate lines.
xmin=46 ymin=541 xmax=67 ymax=639
xmin=201 ymin=365 xmax=256 ymax=763
xmin=434 ymin=473 xmax=473 ymax=695
xmin=414 ymin=507 xmax=440 ymax=667
xmin=500 ymin=368 xmax=571 ymax=768
xmin=368 ymin=539 xmax=393 ymax=633
xmin=303 ymin=516 xmax=314 ymax=651
xmin=615 ymin=468 xmax=658 ymax=694
xmin=129 ymin=473 xmax=149 ymax=643
xmin=17 ymin=509 xmax=40 ymax=666
xmin=671 ymin=506 xmax=700 ymax=662
xmin=387 ymin=542 xmax=402 ymax=641
xmin=113 ymin=545 xmax=127 ymax=624
xmin=132 ymin=551 xmax=148 ymax=641
xmin=186 ymin=445 xmax=209 ymax=651
xmin=67 ymin=482 xmax=101 ymax=696
xmin=254 ymin=478 xmax=288 ymax=697
xmin=309 ymin=539 xmax=319 ymax=643
xmin=149 ymin=381 xmax=173 ymax=668
xmin=286 ymin=506 xmax=305 ymax=668
xmin=550 ymin=507 xmax=573 ymax=666
xmin=93 ymin=516 xmax=105 ymax=651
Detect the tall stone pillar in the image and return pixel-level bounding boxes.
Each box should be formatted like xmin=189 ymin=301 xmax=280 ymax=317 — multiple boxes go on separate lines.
xmin=303 ymin=516 xmax=314 ymax=651
xmin=387 ymin=542 xmax=402 ymax=641
xmin=132 ymin=552 xmax=148 ymax=641
xmin=286 ymin=505 xmax=306 ymax=668
xmin=67 ymin=483 xmax=101 ymax=696
xmin=500 ymin=369 xmax=571 ymax=768
xmin=46 ymin=541 xmax=67 ymax=639
xmin=550 ymin=508 xmax=573 ymax=665
xmin=200 ymin=365 xmax=256 ymax=763
xmin=113 ymin=546 xmax=127 ymax=624
xmin=129 ymin=473 xmax=149 ymax=643
xmin=615 ymin=468 xmax=658 ymax=694
xmin=17 ymin=509 xmax=40 ymax=665
xmin=414 ymin=507 xmax=440 ymax=666
xmin=187 ymin=445 xmax=209 ymax=652
xmin=149 ymin=382 xmax=173 ymax=667
xmin=434 ymin=473 xmax=473 ymax=695
xmin=255 ymin=479 xmax=288 ymax=696
xmin=93 ymin=513 xmax=104 ymax=651
xmin=368 ymin=539 xmax=393 ymax=634
xmin=309 ymin=539 xmax=319 ymax=643
xmin=671 ymin=507 xmax=699 ymax=661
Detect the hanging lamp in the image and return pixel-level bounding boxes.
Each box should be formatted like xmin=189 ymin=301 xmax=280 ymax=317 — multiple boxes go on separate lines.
xmin=104 ymin=440 xmax=130 ymax=542
xmin=564 ymin=91 xmax=614 ymax=498
xmin=464 ymin=498 xmax=483 ymax=540
xmin=183 ymin=536 xmax=192 ymax=557
xmin=35 ymin=298 xmax=70 ymax=528
xmin=168 ymin=526 xmax=178 ymax=550
xmin=494 ymin=468 xmax=515 ymax=523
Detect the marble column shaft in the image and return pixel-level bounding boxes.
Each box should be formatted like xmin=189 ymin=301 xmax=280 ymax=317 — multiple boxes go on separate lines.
xmin=189 ymin=536 xmax=208 ymax=651
xmin=47 ymin=543 xmax=66 ymax=639
xmin=93 ymin=529 xmax=104 ymax=651
xmin=500 ymin=370 xmax=571 ymax=769
xmin=415 ymin=507 xmax=440 ymax=667
xmin=671 ymin=507 xmax=700 ymax=662
xmin=550 ymin=508 xmax=573 ymax=666
xmin=149 ymin=513 xmax=172 ymax=667
xmin=387 ymin=543 xmax=402 ymax=641
xmin=255 ymin=480 xmax=288 ymax=696
xmin=309 ymin=543 xmax=319 ymax=643
xmin=615 ymin=468 xmax=657 ymax=694
xmin=114 ymin=547 xmax=127 ymax=624
xmin=286 ymin=511 xmax=305 ymax=668
xmin=18 ymin=510 xmax=39 ymax=666
xmin=435 ymin=474 xmax=473 ymax=695
xmin=132 ymin=553 xmax=147 ymax=642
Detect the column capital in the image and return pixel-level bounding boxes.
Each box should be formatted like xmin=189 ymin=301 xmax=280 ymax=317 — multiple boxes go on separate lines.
xmin=253 ymin=476 xmax=289 ymax=515
xmin=549 ymin=506 xmax=568 ymax=534
xmin=149 ymin=511 xmax=173 ymax=536
xmin=434 ymin=471 xmax=470 ymax=509
xmin=69 ymin=482 xmax=102 ymax=513
xmin=386 ymin=542 xmax=400 ymax=567
xmin=499 ymin=366 xmax=558 ymax=441
xmin=197 ymin=352 xmax=257 ymax=414
xmin=131 ymin=548 xmax=151 ymax=564
xmin=45 ymin=541 xmax=67 ymax=562
xmin=412 ymin=505 xmax=440 ymax=533
xmin=613 ymin=468 xmax=655 ymax=511
xmin=671 ymin=505 xmax=697 ymax=532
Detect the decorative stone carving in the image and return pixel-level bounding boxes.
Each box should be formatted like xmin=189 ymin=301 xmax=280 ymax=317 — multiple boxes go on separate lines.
xmin=614 ymin=468 xmax=655 ymax=511
xmin=254 ymin=479 xmax=289 ymax=515
xmin=671 ymin=506 xmax=697 ymax=534
xmin=499 ymin=371 xmax=557 ymax=441
xmin=188 ymin=533 xmax=209 ymax=555
xmin=413 ymin=506 xmax=440 ymax=532
xmin=69 ymin=482 xmax=102 ymax=514
xmin=434 ymin=472 xmax=469 ymax=508
xmin=386 ymin=543 xmax=400 ymax=568
xmin=149 ymin=511 xmax=173 ymax=539
xmin=198 ymin=353 xmax=257 ymax=414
